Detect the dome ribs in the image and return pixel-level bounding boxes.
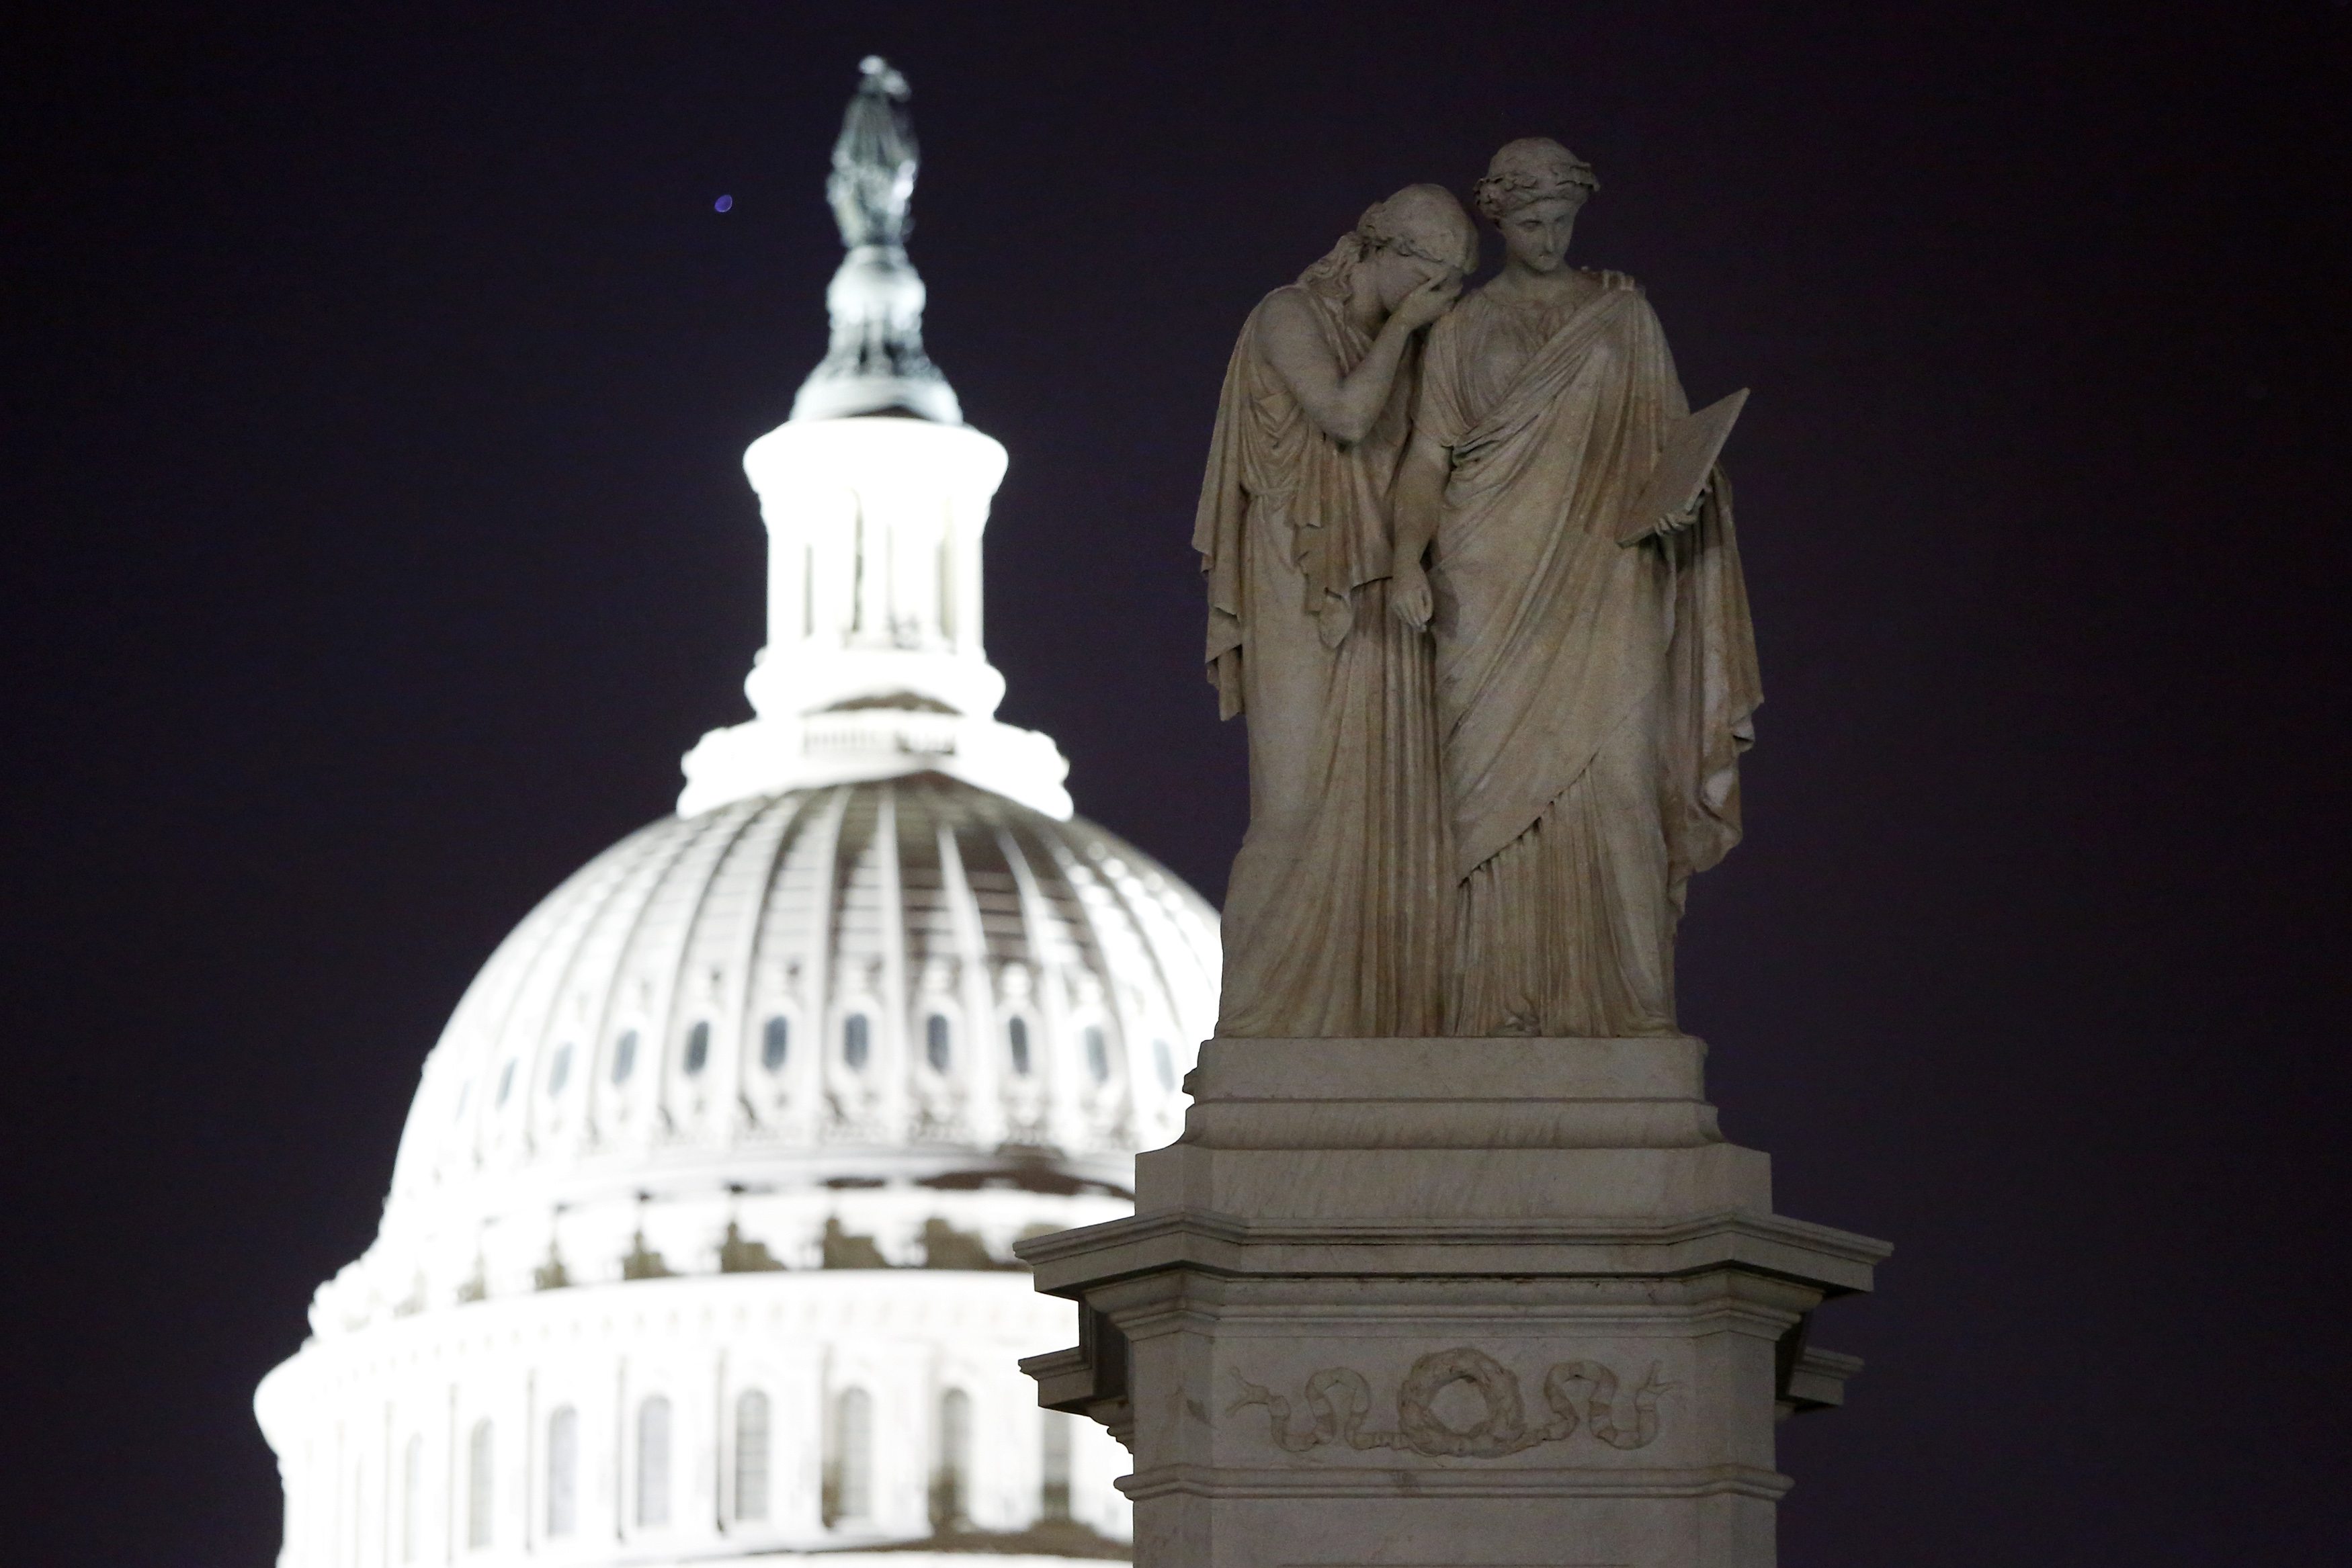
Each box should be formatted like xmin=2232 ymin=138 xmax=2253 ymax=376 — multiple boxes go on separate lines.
xmin=988 ymin=808 xmax=1066 ymax=1152
xmin=509 ymin=814 xmax=701 ymax=1171
xmin=874 ymin=783 xmax=913 ymax=1146
xmin=823 ymin=784 xmax=892 ymax=1141
xmin=494 ymin=840 xmax=646 ymax=1164
xmin=638 ymin=801 xmax=765 ymax=1151
xmin=694 ymin=793 xmax=806 ymax=1145
xmin=1064 ymin=828 xmax=1220 ymax=1125
xmin=759 ymin=784 xmax=851 ymax=1150
xmin=894 ymin=778 xmax=954 ymax=978
xmin=517 ymin=818 xmax=694 ymax=1170
xmin=939 ymin=797 xmax=1043 ymax=1145
xmin=1055 ymin=835 xmax=1162 ymax=1149
xmin=946 ymin=803 xmax=1032 ymax=973
xmin=563 ymin=807 xmax=724 ymax=1164
xmin=729 ymin=793 xmax=815 ymax=1137
xmin=353 ymin=781 xmax=1217 ymax=1331
xmin=897 ymin=777 xmax=974 ymax=1145
xmin=1017 ymin=810 xmax=1134 ymax=1148
xmin=400 ymin=823 xmax=647 ymax=1195
xmin=930 ymin=783 xmax=1007 ymax=1151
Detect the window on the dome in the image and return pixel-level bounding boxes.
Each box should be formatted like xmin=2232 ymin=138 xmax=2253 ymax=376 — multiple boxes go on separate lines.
xmin=636 ymin=1395 xmax=671 ymax=1528
xmin=496 ymin=1061 xmax=516 ymax=1106
xmin=843 ymin=1013 xmax=870 ymax=1071
xmin=1007 ymin=1016 xmax=1032 ymax=1077
xmin=761 ymin=1016 xmax=790 ymax=1073
xmin=612 ymin=1029 xmax=638 ymax=1085
xmin=548 ymin=1044 xmax=572 ymax=1097
xmin=735 ymin=1389 xmax=770 ymax=1521
xmin=546 ymin=1406 xmax=577 ymax=1538
xmin=1154 ymin=1038 xmax=1176 ymax=1091
xmin=931 ymin=1387 xmax=972 ymax=1531
xmin=1041 ymin=1409 xmax=1073 ymax=1522
xmin=453 ymin=1084 xmax=469 ymax=1122
xmin=825 ymin=1387 xmax=872 ymax=1525
xmin=466 ymin=1419 xmax=493 ymax=1549
xmin=925 ymin=1013 xmax=952 ymax=1073
xmin=683 ymin=1020 xmax=710 ymax=1076
xmin=1084 ymin=1026 xmax=1110 ymax=1084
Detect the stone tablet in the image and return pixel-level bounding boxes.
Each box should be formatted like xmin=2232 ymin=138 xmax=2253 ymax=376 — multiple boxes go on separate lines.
xmin=1618 ymin=386 xmax=1749 ymax=544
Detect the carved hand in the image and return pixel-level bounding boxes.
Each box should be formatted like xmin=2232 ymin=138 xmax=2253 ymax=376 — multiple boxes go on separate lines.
xmin=1389 ymin=272 xmax=1462 ymax=334
xmin=1654 ymin=473 xmax=1713 ymax=537
xmin=1391 ymin=560 xmax=1433 ymax=629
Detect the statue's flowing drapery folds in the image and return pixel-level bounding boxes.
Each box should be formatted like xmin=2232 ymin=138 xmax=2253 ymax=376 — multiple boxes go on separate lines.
xmin=1194 ymin=286 xmax=1448 ymax=1037
xmin=1418 ymin=273 xmax=1760 ymax=1036
xmin=1037 ymin=155 xmax=1887 ymax=1568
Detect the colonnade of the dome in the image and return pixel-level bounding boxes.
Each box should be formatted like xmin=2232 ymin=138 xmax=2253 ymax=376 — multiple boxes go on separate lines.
xmin=259 ymin=1272 xmax=1130 ymax=1567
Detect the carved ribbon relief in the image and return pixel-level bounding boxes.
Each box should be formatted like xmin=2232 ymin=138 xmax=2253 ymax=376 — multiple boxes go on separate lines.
xmin=1230 ymin=1346 xmax=1672 ymax=1458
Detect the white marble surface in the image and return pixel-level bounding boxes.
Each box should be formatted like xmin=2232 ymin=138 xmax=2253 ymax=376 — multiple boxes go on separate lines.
xmin=1019 ymin=1038 xmax=1888 ymax=1568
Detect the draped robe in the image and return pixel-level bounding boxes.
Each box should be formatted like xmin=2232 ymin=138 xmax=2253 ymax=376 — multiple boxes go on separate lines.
xmin=1193 ymin=284 xmax=1448 ymax=1037
xmin=1417 ymin=272 xmax=1760 ymax=1037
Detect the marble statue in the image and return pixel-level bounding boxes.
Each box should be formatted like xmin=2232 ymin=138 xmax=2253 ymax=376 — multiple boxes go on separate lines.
xmin=1029 ymin=142 xmax=1882 ymax=1568
xmin=1194 ymin=185 xmax=1479 ymax=1037
xmin=1390 ymin=138 xmax=1762 ymax=1037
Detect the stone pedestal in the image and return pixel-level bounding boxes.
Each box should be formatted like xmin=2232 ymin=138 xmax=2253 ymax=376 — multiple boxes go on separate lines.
xmin=1016 ymin=1038 xmax=1889 ymax=1568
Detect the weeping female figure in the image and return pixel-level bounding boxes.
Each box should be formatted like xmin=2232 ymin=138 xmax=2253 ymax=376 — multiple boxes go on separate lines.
xmin=1392 ymin=140 xmax=1762 ymax=1037
xmin=1195 ymin=185 xmax=1478 ymax=1037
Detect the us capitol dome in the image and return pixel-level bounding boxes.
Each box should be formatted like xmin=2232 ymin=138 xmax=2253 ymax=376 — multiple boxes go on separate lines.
xmin=255 ymin=59 xmax=1219 ymax=1567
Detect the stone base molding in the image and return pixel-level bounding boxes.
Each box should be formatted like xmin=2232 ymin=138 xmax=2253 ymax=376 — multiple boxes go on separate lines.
xmin=1017 ymin=1037 xmax=1889 ymax=1568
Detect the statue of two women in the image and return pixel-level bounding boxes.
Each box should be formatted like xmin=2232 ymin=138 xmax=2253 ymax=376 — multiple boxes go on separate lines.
xmin=1197 ymin=139 xmax=1761 ymax=1040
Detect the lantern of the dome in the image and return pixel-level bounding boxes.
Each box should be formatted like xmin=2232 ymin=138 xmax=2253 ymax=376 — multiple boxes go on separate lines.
xmin=679 ymin=58 xmax=1070 ymax=819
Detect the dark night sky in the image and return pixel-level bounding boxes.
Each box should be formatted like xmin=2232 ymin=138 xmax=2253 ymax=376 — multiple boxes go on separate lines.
xmin=7 ymin=3 xmax=2350 ymax=1561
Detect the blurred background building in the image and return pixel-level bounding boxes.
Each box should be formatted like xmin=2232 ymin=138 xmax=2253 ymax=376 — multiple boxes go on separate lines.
xmin=255 ymin=59 xmax=1219 ymax=1567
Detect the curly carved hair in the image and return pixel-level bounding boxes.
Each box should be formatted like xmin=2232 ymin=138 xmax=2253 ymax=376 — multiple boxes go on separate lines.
xmin=1298 ymin=183 xmax=1480 ymax=296
xmin=1472 ymin=137 xmax=1599 ymax=221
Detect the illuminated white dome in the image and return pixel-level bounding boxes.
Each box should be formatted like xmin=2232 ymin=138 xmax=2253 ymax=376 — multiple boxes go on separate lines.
xmin=323 ymin=776 xmax=1215 ymax=1334
xmin=255 ymin=60 xmax=1217 ymax=1568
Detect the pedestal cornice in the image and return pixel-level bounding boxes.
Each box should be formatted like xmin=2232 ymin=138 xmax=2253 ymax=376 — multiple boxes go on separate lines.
xmin=1016 ymin=1037 xmax=1891 ymax=1568
xmin=1017 ymin=1206 xmax=1889 ymax=1297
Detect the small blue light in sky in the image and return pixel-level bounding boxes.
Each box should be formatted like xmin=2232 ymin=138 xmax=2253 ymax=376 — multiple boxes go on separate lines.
xmin=714 ymin=194 xmax=734 ymax=213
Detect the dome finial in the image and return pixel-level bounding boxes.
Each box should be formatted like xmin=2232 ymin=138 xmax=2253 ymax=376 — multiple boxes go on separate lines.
xmin=794 ymin=56 xmax=959 ymax=424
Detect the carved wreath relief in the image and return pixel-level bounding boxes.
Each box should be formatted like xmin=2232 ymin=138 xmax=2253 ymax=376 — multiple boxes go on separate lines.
xmin=1230 ymin=1346 xmax=1673 ymax=1458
